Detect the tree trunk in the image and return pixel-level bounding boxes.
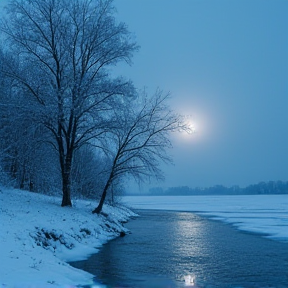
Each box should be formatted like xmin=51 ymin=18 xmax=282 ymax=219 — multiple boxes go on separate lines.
xmin=61 ymin=156 xmax=73 ymax=207
xmin=92 ymin=178 xmax=111 ymax=214
xmin=61 ymin=170 xmax=72 ymax=206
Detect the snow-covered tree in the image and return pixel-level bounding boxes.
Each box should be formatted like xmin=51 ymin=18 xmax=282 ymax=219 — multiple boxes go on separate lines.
xmin=92 ymin=90 xmax=188 ymax=214
xmin=0 ymin=49 xmax=61 ymax=192
xmin=1 ymin=0 xmax=137 ymax=206
xmin=71 ymin=146 xmax=110 ymax=199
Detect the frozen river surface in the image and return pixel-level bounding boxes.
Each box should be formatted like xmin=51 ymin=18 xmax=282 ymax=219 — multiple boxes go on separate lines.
xmin=123 ymin=195 xmax=288 ymax=242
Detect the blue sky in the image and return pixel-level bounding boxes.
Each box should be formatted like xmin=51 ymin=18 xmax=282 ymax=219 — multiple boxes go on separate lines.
xmin=1 ymin=0 xmax=287 ymax=190
xmin=114 ymin=0 xmax=288 ymax=190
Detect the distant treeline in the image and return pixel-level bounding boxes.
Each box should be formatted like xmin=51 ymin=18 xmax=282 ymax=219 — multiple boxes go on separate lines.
xmin=144 ymin=181 xmax=288 ymax=196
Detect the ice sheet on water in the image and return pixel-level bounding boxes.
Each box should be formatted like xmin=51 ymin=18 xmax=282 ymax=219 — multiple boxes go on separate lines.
xmin=122 ymin=195 xmax=288 ymax=242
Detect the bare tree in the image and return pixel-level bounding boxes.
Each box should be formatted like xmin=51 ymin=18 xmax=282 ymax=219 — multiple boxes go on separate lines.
xmin=92 ymin=90 xmax=189 ymax=214
xmin=1 ymin=0 xmax=137 ymax=206
xmin=0 ymin=50 xmax=61 ymax=193
xmin=71 ymin=146 xmax=110 ymax=199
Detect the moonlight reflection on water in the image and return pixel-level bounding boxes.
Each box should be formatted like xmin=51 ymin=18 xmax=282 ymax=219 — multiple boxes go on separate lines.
xmin=71 ymin=210 xmax=288 ymax=288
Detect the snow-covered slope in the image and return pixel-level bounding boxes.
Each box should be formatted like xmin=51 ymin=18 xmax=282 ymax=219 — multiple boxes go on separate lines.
xmin=0 ymin=187 xmax=136 ymax=287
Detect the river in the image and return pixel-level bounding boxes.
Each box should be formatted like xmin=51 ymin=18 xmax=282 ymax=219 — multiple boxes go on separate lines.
xmin=70 ymin=210 xmax=288 ymax=288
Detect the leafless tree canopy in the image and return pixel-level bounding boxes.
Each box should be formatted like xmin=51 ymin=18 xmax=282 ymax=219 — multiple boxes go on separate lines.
xmin=0 ymin=0 xmax=188 ymax=212
xmin=93 ymin=90 xmax=188 ymax=213
xmin=1 ymin=0 xmax=137 ymax=206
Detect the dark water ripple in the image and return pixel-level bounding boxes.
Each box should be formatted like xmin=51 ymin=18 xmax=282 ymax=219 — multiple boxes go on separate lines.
xmin=71 ymin=210 xmax=288 ymax=288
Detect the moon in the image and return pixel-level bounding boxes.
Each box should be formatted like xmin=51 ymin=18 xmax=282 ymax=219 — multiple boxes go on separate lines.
xmin=187 ymin=121 xmax=197 ymax=134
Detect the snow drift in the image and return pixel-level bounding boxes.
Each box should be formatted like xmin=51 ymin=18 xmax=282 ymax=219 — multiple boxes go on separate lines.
xmin=0 ymin=187 xmax=136 ymax=287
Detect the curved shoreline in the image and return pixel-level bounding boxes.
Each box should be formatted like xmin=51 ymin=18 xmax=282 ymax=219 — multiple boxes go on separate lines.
xmin=0 ymin=187 xmax=137 ymax=287
xmin=122 ymin=195 xmax=288 ymax=243
xmin=71 ymin=209 xmax=288 ymax=288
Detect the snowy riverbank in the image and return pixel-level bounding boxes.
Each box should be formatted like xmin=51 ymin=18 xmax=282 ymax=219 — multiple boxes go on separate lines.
xmin=0 ymin=187 xmax=137 ymax=287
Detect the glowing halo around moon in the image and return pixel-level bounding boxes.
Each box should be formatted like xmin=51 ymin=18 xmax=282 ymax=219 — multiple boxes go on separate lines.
xmin=171 ymin=100 xmax=212 ymax=144
xmin=186 ymin=119 xmax=197 ymax=134
xmin=176 ymin=115 xmax=198 ymax=141
xmin=173 ymin=110 xmax=210 ymax=144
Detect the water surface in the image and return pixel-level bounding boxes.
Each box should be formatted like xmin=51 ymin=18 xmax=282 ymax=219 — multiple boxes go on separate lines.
xmin=71 ymin=210 xmax=288 ymax=288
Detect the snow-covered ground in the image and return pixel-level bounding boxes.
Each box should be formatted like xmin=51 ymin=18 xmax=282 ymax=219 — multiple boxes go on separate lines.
xmin=1 ymin=190 xmax=287 ymax=288
xmin=0 ymin=187 xmax=137 ymax=288
xmin=122 ymin=195 xmax=288 ymax=242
